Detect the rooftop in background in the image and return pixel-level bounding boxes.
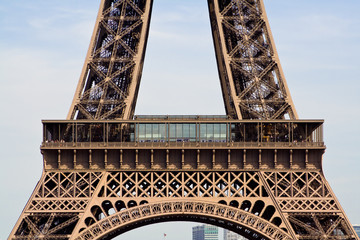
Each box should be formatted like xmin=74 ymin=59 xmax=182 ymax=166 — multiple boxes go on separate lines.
xmin=193 ymin=224 xmax=218 ymax=240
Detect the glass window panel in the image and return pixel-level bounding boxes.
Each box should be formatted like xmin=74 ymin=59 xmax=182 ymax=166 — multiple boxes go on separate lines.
xmin=176 ymin=124 xmax=183 ymax=140
xmin=138 ymin=124 xmax=146 ymax=142
xmin=159 ymin=124 xmax=166 ymax=141
xmin=207 ymin=124 xmax=214 ymax=141
xmin=230 ymin=124 xmax=236 ymax=142
xmin=169 ymin=124 xmax=176 ymax=142
xmin=215 ymin=124 xmax=225 ymax=141
xmin=214 ymin=124 xmax=220 ymax=141
xmin=145 ymin=124 xmax=152 ymax=141
xmin=200 ymin=124 xmax=206 ymax=141
xmin=183 ymin=124 xmax=190 ymax=140
xmin=220 ymin=124 xmax=227 ymax=142
xmin=190 ymin=124 xmax=196 ymax=141
xmin=152 ymin=124 xmax=159 ymax=141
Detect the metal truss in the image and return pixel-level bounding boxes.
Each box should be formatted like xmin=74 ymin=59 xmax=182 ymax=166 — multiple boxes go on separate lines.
xmin=10 ymin=170 xmax=358 ymax=239
xmin=8 ymin=0 xmax=359 ymax=240
xmin=103 ymin=171 xmax=270 ymax=198
xmin=67 ymin=0 xmax=297 ymax=121
xmin=67 ymin=0 xmax=153 ymax=120
xmin=208 ymin=0 xmax=297 ymax=120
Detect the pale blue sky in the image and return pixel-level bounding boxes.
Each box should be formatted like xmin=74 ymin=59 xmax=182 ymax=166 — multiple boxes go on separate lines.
xmin=0 ymin=1 xmax=359 ymax=239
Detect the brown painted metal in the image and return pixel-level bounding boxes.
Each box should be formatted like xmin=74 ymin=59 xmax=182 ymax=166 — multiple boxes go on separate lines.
xmin=208 ymin=0 xmax=297 ymax=120
xmin=67 ymin=0 xmax=153 ymax=120
xmin=8 ymin=0 xmax=358 ymax=240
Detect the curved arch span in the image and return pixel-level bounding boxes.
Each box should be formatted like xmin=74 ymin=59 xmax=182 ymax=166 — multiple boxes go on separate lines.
xmin=72 ymin=200 xmax=293 ymax=240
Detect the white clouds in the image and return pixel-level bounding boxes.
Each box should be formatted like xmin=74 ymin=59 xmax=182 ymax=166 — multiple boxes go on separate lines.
xmin=25 ymin=12 xmax=95 ymax=46
xmin=0 ymin=46 xmax=81 ymax=123
xmin=137 ymin=1 xmax=222 ymax=116
xmin=295 ymin=14 xmax=354 ymax=40
xmin=150 ymin=29 xmax=187 ymax=41
xmin=152 ymin=1 xmax=209 ymax=23
xmin=0 ymin=2 xmax=97 ymax=50
xmin=149 ymin=29 xmax=212 ymax=49
xmin=148 ymin=3 xmax=212 ymax=49
xmin=1 ymin=1 xmax=360 ymax=239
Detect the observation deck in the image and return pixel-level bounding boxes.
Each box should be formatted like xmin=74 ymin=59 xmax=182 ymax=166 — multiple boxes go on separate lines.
xmin=41 ymin=116 xmax=325 ymax=170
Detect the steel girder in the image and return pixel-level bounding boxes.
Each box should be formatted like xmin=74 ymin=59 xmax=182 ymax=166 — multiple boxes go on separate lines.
xmin=68 ymin=0 xmax=297 ymax=121
xmin=208 ymin=0 xmax=298 ymax=120
xmin=8 ymin=1 xmax=359 ymax=240
xmin=68 ymin=0 xmax=153 ymax=120
xmin=9 ymin=170 xmax=358 ymax=239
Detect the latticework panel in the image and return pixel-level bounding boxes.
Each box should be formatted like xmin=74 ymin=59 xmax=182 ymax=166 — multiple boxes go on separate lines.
xmin=26 ymin=172 xmax=102 ymax=213
xmin=11 ymin=169 xmax=359 ymax=240
xmin=14 ymin=213 xmax=79 ymax=240
xmin=209 ymin=0 xmax=297 ymax=120
xmin=61 ymin=170 xmax=294 ymax=239
xmin=278 ymin=199 xmax=338 ymax=212
xmin=262 ymin=171 xmax=339 ymax=217
xmin=262 ymin=171 xmax=358 ymax=239
xmin=262 ymin=171 xmax=332 ymax=199
xmin=68 ymin=0 xmax=153 ymax=120
xmin=29 ymin=199 xmax=89 ymax=212
xmin=9 ymin=0 xmax=359 ymax=237
xmin=35 ymin=172 xmax=103 ymax=199
xmin=288 ymin=213 xmax=356 ymax=239
xmin=11 ymin=172 xmax=103 ymax=239
xmin=104 ymin=171 xmax=269 ymax=198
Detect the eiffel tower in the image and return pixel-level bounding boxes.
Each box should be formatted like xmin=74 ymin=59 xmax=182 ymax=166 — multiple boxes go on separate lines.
xmin=9 ymin=0 xmax=359 ymax=239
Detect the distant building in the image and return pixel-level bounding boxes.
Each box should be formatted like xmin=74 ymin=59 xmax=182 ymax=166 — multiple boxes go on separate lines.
xmin=223 ymin=229 xmax=247 ymax=240
xmin=353 ymin=225 xmax=360 ymax=237
xmin=192 ymin=224 xmax=218 ymax=240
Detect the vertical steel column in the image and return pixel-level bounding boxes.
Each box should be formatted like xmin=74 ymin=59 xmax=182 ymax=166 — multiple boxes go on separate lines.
xmin=208 ymin=0 xmax=298 ymax=120
xmin=68 ymin=0 xmax=153 ymax=120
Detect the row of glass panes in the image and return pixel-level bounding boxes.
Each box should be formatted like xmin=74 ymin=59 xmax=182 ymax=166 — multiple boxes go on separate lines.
xmin=43 ymin=121 xmax=322 ymax=143
xmin=137 ymin=123 xmax=228 ymax=142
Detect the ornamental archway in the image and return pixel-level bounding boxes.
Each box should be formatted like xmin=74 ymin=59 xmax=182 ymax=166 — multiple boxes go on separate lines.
xmin=9 ymin=0 xmax=359 ymax=239
xmin=72 ymin=200 xmax=292 ymax=240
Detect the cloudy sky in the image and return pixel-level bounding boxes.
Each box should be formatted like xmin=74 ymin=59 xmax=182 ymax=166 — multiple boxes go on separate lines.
xmin=0 ymin=0 xmax=359 ymax=239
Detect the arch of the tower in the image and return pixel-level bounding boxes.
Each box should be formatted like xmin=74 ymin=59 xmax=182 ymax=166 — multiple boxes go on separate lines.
xmin=71 ymin=200 xmax=293 ymax=240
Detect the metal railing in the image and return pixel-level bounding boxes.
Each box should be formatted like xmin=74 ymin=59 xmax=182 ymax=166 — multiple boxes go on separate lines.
xmin=41 ymin=118 xmax=325 ymax=149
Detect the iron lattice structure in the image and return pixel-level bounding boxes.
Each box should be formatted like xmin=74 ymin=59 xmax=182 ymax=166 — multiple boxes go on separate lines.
xmin=9 ymin=0 xmax=358 ymax=240
xmin=209 ymin=0 xmax=297 ymax=120
xmin=68 ymin=0 xmax=152 ymax=120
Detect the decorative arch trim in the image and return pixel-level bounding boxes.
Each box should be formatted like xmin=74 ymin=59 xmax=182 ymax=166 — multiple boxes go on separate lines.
xmin=73 ymin=200 xmax=293 ymax=240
